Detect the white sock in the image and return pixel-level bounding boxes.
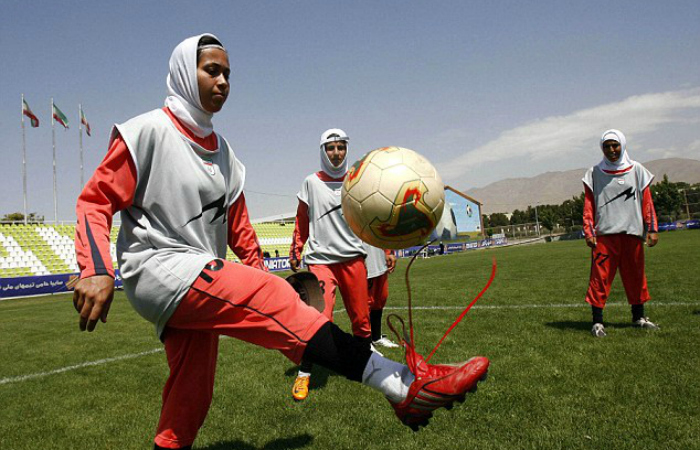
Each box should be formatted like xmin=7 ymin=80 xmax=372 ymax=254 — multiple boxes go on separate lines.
xmin=361 ymin=353 xmax=415 ymax=403
xmin=297 ymin=370 xmax=311 ymax=378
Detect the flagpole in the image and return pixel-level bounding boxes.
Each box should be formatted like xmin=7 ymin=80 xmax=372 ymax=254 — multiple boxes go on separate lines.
xmin=21 ymin=94 xmax=28 ymax=225
xmin=79 ymin=104 xmax=84 ymax=188
xmin=52 ymin=97 xmax=58 ymax=224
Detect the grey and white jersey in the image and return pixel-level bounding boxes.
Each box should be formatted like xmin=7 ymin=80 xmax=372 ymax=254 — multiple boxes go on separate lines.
xmin=298 ymin=173 xmax=366 ymax=265
xmin=363 ymin=242 xmax=388 ymax=279
xmin=582 ymin=162 xmax=653 ymax=238
xmin=115 ymin=109 xmax=245 ymax=337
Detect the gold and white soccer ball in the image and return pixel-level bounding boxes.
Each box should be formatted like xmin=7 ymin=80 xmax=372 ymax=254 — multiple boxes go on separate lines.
xmin=341 ymin=146 xmax=445 ymax=249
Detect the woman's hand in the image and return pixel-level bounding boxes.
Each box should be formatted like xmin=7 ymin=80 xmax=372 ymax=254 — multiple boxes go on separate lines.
xmin=73 ymin=275 xmax=115 ymax=332
xmin=585 ymin=236 xmax=597 ymax=249
xmin=289 ymin=258 xmax=300 ymax=272
xmin=647 ymin=233 xmax=658 ymax=247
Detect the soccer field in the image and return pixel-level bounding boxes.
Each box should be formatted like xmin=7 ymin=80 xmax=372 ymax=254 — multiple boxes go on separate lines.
xmin=1 ymin=232 xmax=699 ymax=449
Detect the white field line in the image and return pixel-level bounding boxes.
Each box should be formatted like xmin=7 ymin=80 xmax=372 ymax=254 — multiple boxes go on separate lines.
xmin=2 ymin=301 xmax=698 ymax=386
xmin=335 ymin=301 xmax=700 ymax=314
xmin=0 ymin=348 xmax=163 ymax=386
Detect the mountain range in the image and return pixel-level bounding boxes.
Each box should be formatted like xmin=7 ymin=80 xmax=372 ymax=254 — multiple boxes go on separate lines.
xmin=463 ymin=158 xmax=700 ymax=215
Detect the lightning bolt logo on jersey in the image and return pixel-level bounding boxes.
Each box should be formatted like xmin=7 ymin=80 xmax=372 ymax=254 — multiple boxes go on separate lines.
xmin=185 ymin=194 xmax=227 ymax=226
xmin=601 ymin=186 xmax=636 ymax=207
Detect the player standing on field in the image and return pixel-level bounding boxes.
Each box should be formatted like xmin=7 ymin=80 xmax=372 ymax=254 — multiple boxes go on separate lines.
xmin=363 ymin=242 xmax=400 ymax=349
xmin=288 ymin=128 xmax=375 ymax=401
xmin=582 ymin=129 xmax=660 ymax=338
xmin=72 ymin=34 xmax=489 ymax=448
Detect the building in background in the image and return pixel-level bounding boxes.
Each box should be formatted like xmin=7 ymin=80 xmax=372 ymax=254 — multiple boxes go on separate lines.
xmin=432 ymin=186 xmax=483 ymax=241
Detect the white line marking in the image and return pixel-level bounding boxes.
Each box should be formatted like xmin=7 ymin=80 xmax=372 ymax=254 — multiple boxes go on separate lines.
xmin=0 ymin=348 xmax=163 ymax=386
xmin=334 ymin=301 xmax=700 ymax=314
xmin=2 ymin=301 xmax=698 ymax=386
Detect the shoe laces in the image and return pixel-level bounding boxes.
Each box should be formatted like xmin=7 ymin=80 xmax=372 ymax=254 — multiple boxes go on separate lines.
xmin=386 ymin=242 xmax=497 ymax=366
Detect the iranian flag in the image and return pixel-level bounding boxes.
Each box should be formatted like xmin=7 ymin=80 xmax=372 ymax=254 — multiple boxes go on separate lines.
xmin=52 ymin=103 xmax=70 ymax=129
xmin=80 ymin=106 xmax=91 ymax=136
xmin=23 ymin=99 xmax=40 ymax=128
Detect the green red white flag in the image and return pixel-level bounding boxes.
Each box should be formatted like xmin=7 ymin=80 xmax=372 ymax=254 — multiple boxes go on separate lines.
xmin=52 ymin=103 xmax=69 ymax=129
xmin=80 ymin=106 xmax=91 ymax=136
xmin=22 ymin=99 xmax=40 ymax=128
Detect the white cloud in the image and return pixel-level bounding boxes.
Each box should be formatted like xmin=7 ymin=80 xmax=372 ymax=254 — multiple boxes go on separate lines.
xmin=645 ymin=147 xmax=682 ymax=159
xmin=437 ymin=88 xmax=700 ymax=186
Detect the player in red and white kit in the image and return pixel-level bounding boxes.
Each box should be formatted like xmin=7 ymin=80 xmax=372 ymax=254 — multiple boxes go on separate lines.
xmin=288 ymin=128 xmax=376 ymax=401
xmin=363 ymin=242 xmax=400 ymax=349
xmin=582 ymin=129 xmax=660 ymax=338
xmin=72 ymin=34 xmax=489 ymax=448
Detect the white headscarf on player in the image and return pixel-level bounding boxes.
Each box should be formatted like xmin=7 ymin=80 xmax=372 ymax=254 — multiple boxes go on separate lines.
xmin=319 ymin=128 xmax=349 ymax=178
xmin=597 ymin=129 xmax=633 ymax=172
xmin=165 ymin=33 xmax=226 ymax=138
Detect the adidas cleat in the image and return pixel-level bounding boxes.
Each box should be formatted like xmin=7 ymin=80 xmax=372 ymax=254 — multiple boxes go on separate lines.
xmin=384 ymin=255 xmax=496 ymax=431
xmin=390 ymin=345 xmax=489 ymax=431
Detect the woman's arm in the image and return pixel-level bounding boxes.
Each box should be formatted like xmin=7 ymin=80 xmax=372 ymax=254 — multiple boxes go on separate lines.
xmin=227 ymin=193 xmax=266 ymax=270
xmin=73 ymin=134 xmax=136 ymax=331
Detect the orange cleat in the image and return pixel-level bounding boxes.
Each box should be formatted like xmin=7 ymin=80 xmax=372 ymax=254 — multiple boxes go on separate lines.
xmin=292 ymin=375 xmax=310 ymax=402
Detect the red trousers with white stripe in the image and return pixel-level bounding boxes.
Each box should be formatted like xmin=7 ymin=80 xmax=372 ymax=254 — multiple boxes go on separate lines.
xmin=154 ymin=259 xmax=328 ymax=449
xmin=308 ymin=256 xmax=371 ymax=339
xmin=585 ymin=234 xmax=651 ymax=309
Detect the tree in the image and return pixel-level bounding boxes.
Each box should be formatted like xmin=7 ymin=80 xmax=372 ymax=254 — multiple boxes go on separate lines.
xmin=488 ymin=212 xmax=509 ymax=227
xmin=539 ymin=209 xmax=556 ymax=234
xmin=1 ymin=212 xmax=44 ymax=223
xmin=525 ymin=205 xmax=537 ymax=223
xmin=510 ymin=209 xmax=529 ymax=225
xmin=650 ymin=174 xmax=684 ymax=221
xmin=559 ymin=193 xmax=584 ymax=231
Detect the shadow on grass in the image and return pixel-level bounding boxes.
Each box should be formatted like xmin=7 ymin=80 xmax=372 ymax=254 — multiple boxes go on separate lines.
xmin=545 ymin=321 xmax=637 ymax=331
xmin=693 ymin=310 xmax=700 ymax=315
xmin=201 ymin=433 xmax=313 ymax=449
xmin=284 ymin=365 xmax=332 ymax=391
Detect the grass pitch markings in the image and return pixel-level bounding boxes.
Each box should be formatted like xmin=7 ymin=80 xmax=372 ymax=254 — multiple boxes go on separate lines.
xmin=0 ymin=348 xmax=163 ymax=386
xmin=335 ymin=301 xmax=700 ymax=314
xmin=2 ymin=301 xmax=697 ymax=387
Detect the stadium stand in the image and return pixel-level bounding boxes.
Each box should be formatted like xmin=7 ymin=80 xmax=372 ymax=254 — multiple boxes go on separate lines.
xmin=226 ymin=221 xmax=294 ymax=261
xmin=1 ymin=221 xmax=295 ymax=278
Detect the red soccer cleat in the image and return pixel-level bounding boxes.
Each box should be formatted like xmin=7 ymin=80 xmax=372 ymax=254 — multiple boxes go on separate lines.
xmin=390 ymin=344 xmax=489 ymax=431
xmin=385 ymin=254 xmax=495 ymax=431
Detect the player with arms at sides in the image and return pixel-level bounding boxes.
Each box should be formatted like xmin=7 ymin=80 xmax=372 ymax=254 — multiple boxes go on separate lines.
xmin=288 ymin=128 xmax=376 ymax=401
xmin=363 ymin=242 xmax=400 ymax=349
xmin=583 ymin=129 xmax=660 ymax=338
xmin=72 ymin=34 xmax=489 ymax=447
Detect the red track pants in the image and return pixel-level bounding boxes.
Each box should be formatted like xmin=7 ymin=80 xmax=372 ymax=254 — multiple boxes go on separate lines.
xmin=308 ymin=256 xmax=371 ymax=339
xmin=368 ymin=272 xmax=389 ymax=311
xmin=154 ymin=259 xmax=328 ymax=449
xmin=585 ymin=234 xmax=651 ymax=309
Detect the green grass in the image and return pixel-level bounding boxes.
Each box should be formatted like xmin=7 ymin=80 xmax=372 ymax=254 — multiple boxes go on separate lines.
xmin=1 ymin=231 xmax=699 ymax=449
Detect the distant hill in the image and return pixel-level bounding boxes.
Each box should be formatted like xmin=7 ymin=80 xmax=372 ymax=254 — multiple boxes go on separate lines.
xmin=464 ymin=158 xmax=700 ymax=215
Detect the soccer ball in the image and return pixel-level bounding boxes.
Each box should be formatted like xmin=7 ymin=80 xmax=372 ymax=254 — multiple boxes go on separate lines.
xmin=341 ymin=146 xmax=445 ymax=249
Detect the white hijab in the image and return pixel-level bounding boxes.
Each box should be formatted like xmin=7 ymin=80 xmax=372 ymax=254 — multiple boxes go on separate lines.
xmin=319 ymin=128 xmax=349 ymax=178
xmin=165 ymin=33 xmax=225 ymax=138
xmin=598 ymin=129 xmax=633 ymax=171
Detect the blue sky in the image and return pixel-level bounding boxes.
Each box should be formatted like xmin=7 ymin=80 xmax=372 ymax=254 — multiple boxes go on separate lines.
xmin=2 ymin=0 xmax=699 ymax=221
